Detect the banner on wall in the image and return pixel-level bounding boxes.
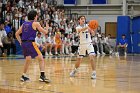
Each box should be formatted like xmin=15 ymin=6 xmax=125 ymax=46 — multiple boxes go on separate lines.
xmin=92 ymin=0 xmax=106 ymax=4
xmin=64 ymin=0 xmax=76 ymax=4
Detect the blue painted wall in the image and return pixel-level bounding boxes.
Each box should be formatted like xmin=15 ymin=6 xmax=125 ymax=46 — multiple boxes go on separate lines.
xmin=64 ymin=0 xmax=76 ymax=4
xmin=92 ymin=0 xmax=106 ymax=4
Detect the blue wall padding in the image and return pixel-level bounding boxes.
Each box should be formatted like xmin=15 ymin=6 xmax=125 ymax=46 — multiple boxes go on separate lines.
xmin=117 ymin=16 xmax=132 ymax=53
xmin=64 ymin=0 xmax=76 ymax=4
xmin=92 ymin=0 xmax=106 ymax=4
xmin=132 ymin=17 xmax=140 ymax=53
xmin=15 ymin=40 xmax=23 ymax=55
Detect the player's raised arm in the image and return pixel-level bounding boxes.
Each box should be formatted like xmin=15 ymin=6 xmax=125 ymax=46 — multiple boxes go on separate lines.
xmin=35 ymin=22 xmax=49 ymax=35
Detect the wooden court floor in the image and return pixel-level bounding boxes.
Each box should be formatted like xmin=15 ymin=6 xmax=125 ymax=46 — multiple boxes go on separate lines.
xmin=0 ymin=55 xmax=140 ymax=93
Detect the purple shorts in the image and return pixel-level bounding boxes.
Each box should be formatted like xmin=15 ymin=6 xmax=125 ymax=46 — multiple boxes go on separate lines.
xmin=21 ymin=42 xmax=41 ymax=58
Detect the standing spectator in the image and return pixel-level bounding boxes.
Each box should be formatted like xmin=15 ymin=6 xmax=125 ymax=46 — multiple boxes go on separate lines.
xmin=13 ymin=14 xmax=20 ymax=31
xmin=5 ymin=12 xmax=12 ymax=21
xmin=18 ymin=7 xmax=23 ymax=18
xmin=20 ymin=15 xmax=26 ymax=25
xmin=18 ymin=0 xmax=24 ymax=8
xmin=6 ymin=1 xmax=12 ymax=13
xmin=0 ymin=22 xmax=7 ymax=56
xmin=59 ymin=20 xmax=65 ymax=35
xmin=28 ymin=2 xmax=35 ymax=13
xmin=65 ymin=24 xmax=72 ymax=35
xmin=4 ymin=21 xmax=11 ymax=34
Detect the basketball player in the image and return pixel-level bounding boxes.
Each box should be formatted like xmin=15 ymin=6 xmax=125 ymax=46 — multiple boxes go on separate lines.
xmin=15 ymin=10 xmax=51 ymax=83
xmin=70 ymin=16 xmax=96 ymax=79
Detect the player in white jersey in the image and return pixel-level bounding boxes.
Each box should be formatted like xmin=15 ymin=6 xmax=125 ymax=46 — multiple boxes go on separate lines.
xmin=70 ymin=16 xmax=96 ymax=79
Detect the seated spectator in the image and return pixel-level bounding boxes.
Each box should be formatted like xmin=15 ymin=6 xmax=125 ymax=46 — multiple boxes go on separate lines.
xmin=92 ymin=34 xmax=100 ymax=55
xmin=65 ymin=34 xmax=72 ymax=55
xmin=44 ymin=34 xmax=53 ymax=56
xmin=71 ymin=36 xmax=79 ymax=55
xmin=54 ymin=30 xmax=62 ymax=55
xmin=117 ymin=34 xmax=128 ymax=56
xmin=2 ymin=32 xmax=16 ymax=56
xmin=100 ymin=33 xmax=106 ymax=55
xmin=105 ymin=34 xmax=113 ymax=54
xmin=61 ymin=34 xmax=65 ymax=55
xmin=0 ymin=22 xmax=7 ymax=56
xmin=35 ymin=32 xmax=46 ymax=56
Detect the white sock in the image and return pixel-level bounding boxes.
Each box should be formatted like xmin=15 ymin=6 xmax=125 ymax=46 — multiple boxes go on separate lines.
xmin=23 ymin=73 xmax=27 ymax=77
xmin=74 ymin=68 xmax=78 ymax=70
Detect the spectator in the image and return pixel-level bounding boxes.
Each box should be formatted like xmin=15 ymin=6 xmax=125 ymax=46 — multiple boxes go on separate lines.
xmin=4 ymin=21 xmax=12 ymax=34
xmin=61 ymin=34 xmax=65 ymax=55
xmin=44 ymin=34 xmax=53 ymax=55
xmin=35 ymin=32 xmax=46 ymax=55
xmin=105 ymin=34 xmax=113 ymax=54
xmin=117 ymin=34 xmax=128 ymax=56
xmin=13 ymin=14 xmax=20 ymax=31
xmin=65 ymin=34 xmax=71 ymax=55
xmin=59 ymin=20 xmax=65 ymax=35
xmin=28 ymin=2 xmax=35 ymax=13
xmin=100 ymin=33 xmax=106 ymax=55
xmin=92 ymin=34 xmax=100 ymax=55
xmin=0 ymin=22 xmax=7 ymax=56
xmin=54 ymin=30 xmax=62 ymax=55
xmin=65 ymin=23 xmax=72 ymax=35
xmin=71 ymin=36 xmax=79 ymax=55
xmin=20 ymin=15 xmax=26 ymax=25
xmin=18 ymin=0 xmax=24 ymax=8
xmin=2 ymin=32 xmax=16 ymax=56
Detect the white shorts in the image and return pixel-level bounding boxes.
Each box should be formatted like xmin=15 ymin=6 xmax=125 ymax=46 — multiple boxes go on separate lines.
xmin=78 ymin=43 xmax=95 ymax=56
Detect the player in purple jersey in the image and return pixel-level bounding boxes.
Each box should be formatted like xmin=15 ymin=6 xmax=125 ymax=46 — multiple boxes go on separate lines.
xmin=15 ymin=10 xmax=51 ymax=83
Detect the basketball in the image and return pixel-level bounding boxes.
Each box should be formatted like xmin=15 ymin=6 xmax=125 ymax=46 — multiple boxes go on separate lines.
xmin=88 ymin=20 xmax=99 ymax=30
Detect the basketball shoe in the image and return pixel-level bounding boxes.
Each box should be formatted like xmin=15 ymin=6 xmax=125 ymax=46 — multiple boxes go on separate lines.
xmin=39 ymin=75 xmax=51 ymax=83
xmin=70 ymin=68 xmax=77 ymax=77
xmin=20 ymin=75 xmax=30 ymax=82
xmin=91 ymin=71 xmax=96 ymax=79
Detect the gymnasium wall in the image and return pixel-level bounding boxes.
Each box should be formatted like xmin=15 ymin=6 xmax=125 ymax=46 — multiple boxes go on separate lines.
xmin=92 ymin=0 xmax=106 ymax=4
xmin=86 ymin=15 xmax=118 ymax=33
xmin=107 ymin=0 xmax=122 ymax=4
xmin=117 ymin=16 xmax=131 ymax=53
xmin=63 ymin=0 xmax=123 ymax=5
xmin=132 ymin=17 xmax=140 ymax=53
xmin=117 ymin=16 xmax=140 ymax=53
xmin=64 ymin=0 xmax=76 ymax=4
